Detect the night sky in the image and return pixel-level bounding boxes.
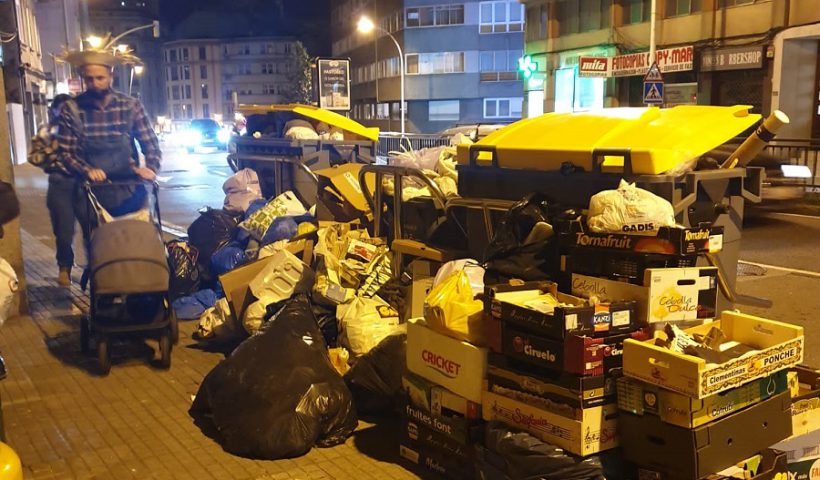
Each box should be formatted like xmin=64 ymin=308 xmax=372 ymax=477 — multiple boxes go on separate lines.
xmin=159 ymin=0 xmax=332 ymax=55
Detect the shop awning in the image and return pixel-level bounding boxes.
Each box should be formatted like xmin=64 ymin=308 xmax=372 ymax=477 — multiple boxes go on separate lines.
xmin=237 ymin=104 xmax=380 ymax=142
xmin=456 ymin=105 xmax=762 ymax=175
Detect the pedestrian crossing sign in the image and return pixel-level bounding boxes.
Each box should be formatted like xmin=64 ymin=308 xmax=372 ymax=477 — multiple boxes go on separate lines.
xmin=644 ymin=62 xmax=663 ymax=82
xmin=643 ymin=81 xmax=664 ymax=105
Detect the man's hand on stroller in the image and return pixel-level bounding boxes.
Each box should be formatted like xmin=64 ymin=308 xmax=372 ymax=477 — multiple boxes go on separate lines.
xmin=87 ymin=169 xmax=107 ymax=183
xmin=133 ymin=167 xmax=157 ymax=181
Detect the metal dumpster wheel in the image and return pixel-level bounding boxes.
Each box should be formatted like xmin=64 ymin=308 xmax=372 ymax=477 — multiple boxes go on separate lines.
xmin=97 ymin=336 xmax=111 ymax=376
xmin=159 ymin=332 xmax=172 ymax=369
xmin=80 ymin=316 xmax=91 ymax=355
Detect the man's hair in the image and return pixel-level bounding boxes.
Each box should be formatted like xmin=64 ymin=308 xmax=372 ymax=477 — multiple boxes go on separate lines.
xmin=78 ymin=64 xmax=114 ymax=75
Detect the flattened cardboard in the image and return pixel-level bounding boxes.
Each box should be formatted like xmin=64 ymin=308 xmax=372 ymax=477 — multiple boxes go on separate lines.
xmin=620 ymin=391 xmax=793 ymax=480
xmin=623 ymin=311 xmax=804 ymax=399
xmin=616 ymin=371 xmax=789 ymax=428
xmin=482 ymin=389 xmax=619 ymax=457
xmin=218 ymin=254 xmax=277 ymax=320
xmin=406 ymin=319 xmax=488 ymax=403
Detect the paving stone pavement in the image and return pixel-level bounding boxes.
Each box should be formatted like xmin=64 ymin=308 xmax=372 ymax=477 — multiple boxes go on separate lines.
xmin=0 ymin=229 xmax=425 ymax=480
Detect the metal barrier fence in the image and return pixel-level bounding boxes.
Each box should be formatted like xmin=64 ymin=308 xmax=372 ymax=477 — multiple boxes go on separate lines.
xmin=377 ymin=133 xmax=451 ymax=158
xmin=764 ymin=138 xmax=820 ymax=190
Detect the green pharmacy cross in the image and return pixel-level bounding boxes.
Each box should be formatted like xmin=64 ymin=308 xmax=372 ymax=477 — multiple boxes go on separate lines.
xmin=518 ymin=55 xmax=537 ymax=79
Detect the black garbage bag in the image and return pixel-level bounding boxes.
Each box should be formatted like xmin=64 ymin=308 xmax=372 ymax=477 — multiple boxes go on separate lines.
xmin=485 ymin=422 xmax=605 ymax=480
xmin=190 ymin=295 xmax=358 ymax=459
xmin=187 ymin=208 xmax=239 ymax=268
xmin=167 ymin=240 xmax=200 ymax=300
xmin=343 ymin=333 xmax=406 ymax=415
xmin=311 ymin=302 xmax=339 ymax=348
xmin=483 ymin=193 xmax=560 ymax=285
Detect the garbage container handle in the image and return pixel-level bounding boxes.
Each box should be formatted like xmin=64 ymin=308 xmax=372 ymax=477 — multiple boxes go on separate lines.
xmin=468 ymin=145 xmax=499 ymax=168
xmin=591 ymin=148 xmax=634 ymax=176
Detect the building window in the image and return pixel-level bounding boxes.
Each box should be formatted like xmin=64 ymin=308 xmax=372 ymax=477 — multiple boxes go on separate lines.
xmin=225 ymin=89 xmax=234 ymax=101
xmin=622 ymin=0 xmax=650 ymax=24
xmin=172 ymin=85 xmax=180 ymax=100
xmin=405 ymin=4 xmax=465 ymax=28
xmin=165 ymin=68 xmax=170 ymax=82
xmin=557 ymin=0 xmax=612 ymax=34
xmin=185 ymin=85 xmax=192 ymax=99
xmin=169 ymin=49 xmax=177 ymax=62
xmin=239 ymin=64 xmax=252 ymax=75
xmin=201 ymin=84 xmax=208 ymax=99
xmin=284 ymin=43 xmax=292 ymax=54
xmin=721 ymin=0 xmax=755 ymax=6
xmin=262 ymin=63 xmax=275 ymax=74
xmin=183 ymin=65 xmax=190 ymax=80
xmin=241 ymin=44 xmax=250 ymax=55
xmin=429 ymin=100 xmax=460 ymax=121
xmin=665 ymin=0 xmax=702 ymax=16
xmin=200 ymin=66 xmax=208 ymax=79
xmin=182 ymin=48 xmax=189 ymax=61
xmin=526 ymin=4 xmax=549 ymax=41
xmin=479 ymin=1 xmax=524 ymax=34
xmin=199 ymin=46 xmax=207 ymax=60
xmin=173 ymin=104 xmax=181 ymax=119
xmin=263 ymin=84 xmax=275 ymax=95
xmin=484 ymin=98 xmax=523 ymax=118
xmin=203 ymin=103 xmax=210 ymax=118
xmin=405 ymin=52 xmax=465 ymax=75
xmin=480 ymin=50 xmax=523 ymax=81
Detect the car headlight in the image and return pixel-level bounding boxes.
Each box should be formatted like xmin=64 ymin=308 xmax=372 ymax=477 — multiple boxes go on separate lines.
xmin=217 ymin=129 xmax=231 ymax=143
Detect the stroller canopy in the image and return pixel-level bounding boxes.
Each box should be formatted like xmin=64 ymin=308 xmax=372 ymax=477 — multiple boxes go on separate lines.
xmin=90 ymin=220 xmax=169 ymax=295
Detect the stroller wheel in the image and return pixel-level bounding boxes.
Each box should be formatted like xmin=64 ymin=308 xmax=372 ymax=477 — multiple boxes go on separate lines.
xmin=97 ymin=337 xmax=111 ymax=375
xmin=80 ymin=316 xmax=91 ymax=355
xmin=159 ymin=333 xmax=172 ymax=369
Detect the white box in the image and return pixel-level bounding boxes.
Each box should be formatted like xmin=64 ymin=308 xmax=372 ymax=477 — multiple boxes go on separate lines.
xmin=406 ymin=319 xmax=488 ymax=404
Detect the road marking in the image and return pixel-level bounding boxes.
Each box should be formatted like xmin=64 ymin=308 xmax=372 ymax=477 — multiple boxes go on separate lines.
xmin=209 ymin=169 xmax=229 ymax=178
xmin=738 ymin=260 xmax=820 ymax=279
xmin=160 ymin=222 xmax=188 ymax=238
xmin=765 ymin=212 xmax=820 ymax=221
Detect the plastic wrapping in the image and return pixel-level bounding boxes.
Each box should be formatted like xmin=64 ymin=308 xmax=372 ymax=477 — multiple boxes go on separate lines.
xmin=172 ymin=289 xmax=217 ymax=320
xmin=587 ymin=180 xmax=676 ymax=235
xmin=196 ymin=297 xmax=239 ymax=340
xmin=343 ymin=333 xmax=406 ymax=414
xmin=433 ymin=259 xmax=485 ymax=297
xmin=242 ymin=299 xmax=269 ymax=335
xmin=484 ymin=422 xmax=605 ymax=480
xmin=210 ymin=245 xmax=247 ymax=276
xmin=223 ymin=168 xmax=262 ymax=214
xmin=187 ymin=208 xmax=239 ymax=268
xmin=190 ymin=295 xmax=358 ymax=459
xmin=424 ymin=270 xmax=484 ymax=344
xmin=484 ymin=193 xmax=559 ymax=285
xmin=167 ymin=240 xmax=200 ymax=299
xmin=337 ymin=296 xmax=402 ymax=357
xmin=238 ymin=191 xmax=306 ymax=242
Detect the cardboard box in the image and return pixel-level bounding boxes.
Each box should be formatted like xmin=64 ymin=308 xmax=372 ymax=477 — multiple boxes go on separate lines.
xmin=488 ymin=353 xmax=614 ymax=409
xmin=489 ymin=281 xmax=640 ymax=338
xmin=314 ymin=163 xmax=375 ymax=222
xmin=616 ymin=370 xmax=789 ymax=428
xmin=620 ymin=391 xmax=793 ymax=480
xmin=407 ymin=259 xmax=437 ymax=319
xmin=571 ymin=268 xmax=719 ymax=325
xmin=623 ymin=311 xmax=805 ymax=399
xmin=692 ymin=449 xmax=789 ymax=480
xmin=406 ymin=319 xmax=488 ymax=404
xmin=782 ymin=456 xmax=820 ymax=480
xmin=402 ymin=401 xmax=483 ymax=446
xmin=482 ymin=389 xmax=619 ymax=457
xmin=398 ymin=443 xmax=475 ymax=480
xmin=402 ymin=371 xmax=482 ymax=420
xmin=218 ymin=254 xmax=277 ymax=321
xmin=789 ymin=365 xmax=820 ymax=437
xmin=401 ymin=416 xmax=473 ymax=460
xmin=502 ymin=323 xmax=649 ymax=376
xmin=772 ymin=428 xmax=820 ymax=466
xmin=562 ymin=220 xmax=724 ymax=256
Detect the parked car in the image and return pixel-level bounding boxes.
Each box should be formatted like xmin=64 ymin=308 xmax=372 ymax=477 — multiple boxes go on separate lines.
xmin=181 ymin=118 xmax=231 ymax=153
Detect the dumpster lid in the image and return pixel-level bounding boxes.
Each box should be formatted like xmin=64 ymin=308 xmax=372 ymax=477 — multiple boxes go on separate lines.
xmin=237 ymin=104 xmax=379 ymax=142
xmin=463 ymin=105 xmax=762 ymax=174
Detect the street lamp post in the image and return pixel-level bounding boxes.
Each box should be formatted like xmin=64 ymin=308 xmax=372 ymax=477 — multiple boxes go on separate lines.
xmin=129 ymin=64 xmax=144 ymax=96
xmin=357 ymin=16 xmax=405 ymax=136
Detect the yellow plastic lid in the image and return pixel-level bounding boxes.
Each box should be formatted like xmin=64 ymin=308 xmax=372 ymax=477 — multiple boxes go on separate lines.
xmin=237 ymin=103 xmax=380 ymax=142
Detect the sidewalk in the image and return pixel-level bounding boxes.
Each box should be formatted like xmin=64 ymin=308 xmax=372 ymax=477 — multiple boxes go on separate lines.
xmin=0 ymin=229 xmax=421 ymax=480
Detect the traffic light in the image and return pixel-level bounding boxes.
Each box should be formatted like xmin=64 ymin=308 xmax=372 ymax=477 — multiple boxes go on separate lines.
xmin=518 ymin=55 xmax=537 ymax=79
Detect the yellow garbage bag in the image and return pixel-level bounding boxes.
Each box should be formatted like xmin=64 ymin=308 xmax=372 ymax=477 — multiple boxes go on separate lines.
xmin=424 ymin=270 xmax=485 ymax=344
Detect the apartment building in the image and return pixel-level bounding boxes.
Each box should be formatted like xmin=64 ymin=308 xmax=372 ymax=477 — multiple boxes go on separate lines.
xmin=162 ymin=37 xmax=296 ymax=123
xmin=35 ymin=0 xmax=82 ymax=98
xmin=522 ymin=0 xmax=820 ymax=140
xmin=331 ymin=0 xmax=526 ymax=134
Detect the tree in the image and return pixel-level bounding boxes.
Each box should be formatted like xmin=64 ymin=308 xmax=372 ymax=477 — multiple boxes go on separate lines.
xmin=281 ymin=41 xmax=312 ymax=105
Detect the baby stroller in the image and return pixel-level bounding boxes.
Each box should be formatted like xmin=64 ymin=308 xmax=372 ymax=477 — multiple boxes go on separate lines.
xmin=79 ymin=180 xmax=178 ymax=375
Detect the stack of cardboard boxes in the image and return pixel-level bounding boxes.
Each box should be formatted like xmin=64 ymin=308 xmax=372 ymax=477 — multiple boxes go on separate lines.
xmin=773 ymin=366 xmax=820 ymax=479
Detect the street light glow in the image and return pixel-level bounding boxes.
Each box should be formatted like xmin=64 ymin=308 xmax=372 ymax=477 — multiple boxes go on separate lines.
xmin=357 ymin=16 xmax=375 ymax=34
xmin=134 ymin=65 xmax=144 ymax=75
xmin=116 ymin=44 xmax=129 ymax=53
xmin=86 ymin=36 xmax=103 ymax=49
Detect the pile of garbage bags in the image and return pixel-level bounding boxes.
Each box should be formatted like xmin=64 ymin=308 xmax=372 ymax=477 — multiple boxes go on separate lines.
xmin=384 ymin=134 xmax=470 ymax=201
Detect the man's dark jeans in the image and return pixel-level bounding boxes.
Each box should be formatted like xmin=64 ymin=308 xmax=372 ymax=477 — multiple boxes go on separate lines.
xmin=46 ymin=173 xmax=78 ymax=269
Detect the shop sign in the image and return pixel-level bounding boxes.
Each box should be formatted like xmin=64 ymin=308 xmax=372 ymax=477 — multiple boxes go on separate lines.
xmin=559 ymin=47 xmax=613 ymax=69
xmin=316 ymin=58 xmax=351 ymax=111
xmin=579 ymin=46 xmax=694 ymax=78
xmin=700 ymin=46 xmax=764 ymax=72
xmin=664 ymin=83 xmax=698 ymax=106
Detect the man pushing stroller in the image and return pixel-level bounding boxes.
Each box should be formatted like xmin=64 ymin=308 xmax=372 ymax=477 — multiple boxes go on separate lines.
xmin=56 ymin=42 xmax=162 ymax=283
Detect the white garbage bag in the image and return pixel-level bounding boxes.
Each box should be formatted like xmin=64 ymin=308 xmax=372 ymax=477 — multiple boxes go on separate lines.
xmin=284 ymin=119 xmax=319 ymax=140
xmin=587 ymin=180 xmax=676 ymax=235
xmin=337 ymin=296 xmax=401 ymax=357
xmin=223 ymin=168 xmax=262 ymax=214
xmin=197 ymin=298 xmax=237 ymax=340
xmin=242 ymin=300 xmax=269 ymax=335
xmin=0 ymin=259 xmax=18 ymax=325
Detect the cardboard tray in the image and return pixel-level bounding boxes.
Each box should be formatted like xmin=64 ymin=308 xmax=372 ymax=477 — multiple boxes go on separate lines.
xmin=488 ymin=281 xmax=641 ymax=339
xmin=560 ymin=220 xmax=725 ymax=256
xmin=616 ymin=370 xmax=789 ymax=429
xmin=502 ymin=322 xmax=650 ymax=376
xmin=702 ymin=449 xmax=789 ymax=480
xmin=623 ymin=311 xmax=804 ymax=399
xmin=482 ymin=389 xmax=619 ymax=457
xmin=488 ymin=353 xmax=614 ymax=409
xmin=620 ymin=391 xmax=793 ymax=480
xmin=789 ymin=365 xmax=820 ymax=437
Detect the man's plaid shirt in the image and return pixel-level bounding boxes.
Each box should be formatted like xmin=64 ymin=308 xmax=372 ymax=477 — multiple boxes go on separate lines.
xmin=56 ymin=90 xmax=161 ymax=176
